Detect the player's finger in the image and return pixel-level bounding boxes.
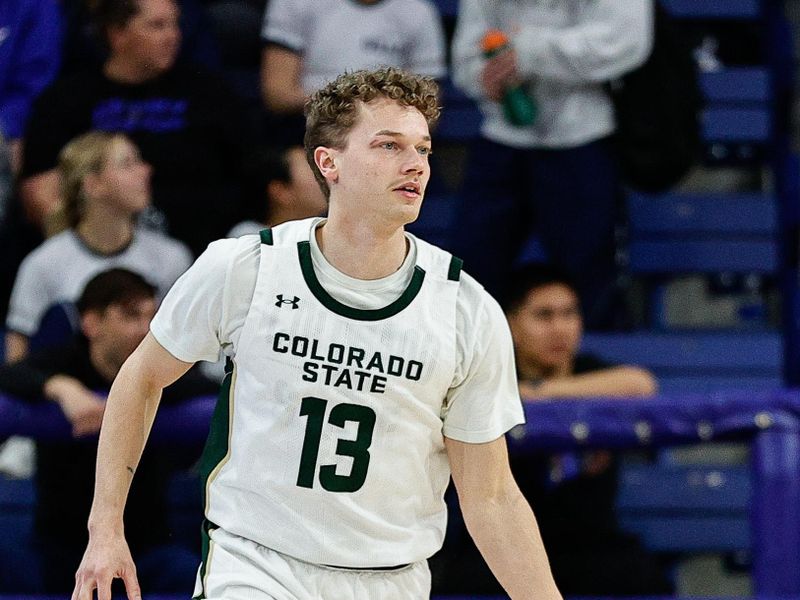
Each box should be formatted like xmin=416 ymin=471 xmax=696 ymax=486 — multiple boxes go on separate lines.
xmin=73 ymin=575 xmax=95 ymax=600
xmin=96 ymin=573 xmax=113 ymax=600
xmin=121 ymin=566 xmax=142 ymax=600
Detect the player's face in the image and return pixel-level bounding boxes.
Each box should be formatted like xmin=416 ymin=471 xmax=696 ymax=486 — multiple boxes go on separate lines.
xmin=96 ymin=138 xmax=152 ymax=214
xmin=326 ymin=98 xmax=432 ymax=227
xmin=508 ymin=283 xmax=583 ymax=372
xmin=112 ymin=0 xmax=181 ymax=75
xmin=90 ymin=297 xmax=157 ymax=375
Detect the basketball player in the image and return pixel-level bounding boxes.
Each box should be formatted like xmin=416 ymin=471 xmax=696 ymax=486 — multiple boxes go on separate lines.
xmin=72 ymin=67 xmax=562 ymax=600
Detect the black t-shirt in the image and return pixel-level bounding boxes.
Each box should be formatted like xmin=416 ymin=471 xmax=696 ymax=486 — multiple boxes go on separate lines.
xmin=22 ymin=66 xmax=250 ymax=255
xmin=0 ymin=337 xmax=219 ymax=552
xmin=512 ymin=352 xmax=618 ymax=548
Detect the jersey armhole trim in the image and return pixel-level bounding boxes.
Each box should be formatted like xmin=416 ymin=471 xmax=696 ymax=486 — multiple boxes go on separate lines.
xmin=260 ymin=228 xmax=273 ymax=246
xmin=448 ymin=256 xmax=463 ymax=281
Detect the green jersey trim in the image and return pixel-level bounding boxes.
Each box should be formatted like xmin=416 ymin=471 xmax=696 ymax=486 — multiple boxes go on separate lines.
xmin=447 ymin=256 xmax=463 ymax=281
xmin=195 ymin=359 xmax=236 ymax=598
xmin=260 ymin=228 xmax=273 ymax=246
xmin=193 ymin=519 xmax=219 ymax=600
xmin=297 ymin=240 xmax=426 ymax=321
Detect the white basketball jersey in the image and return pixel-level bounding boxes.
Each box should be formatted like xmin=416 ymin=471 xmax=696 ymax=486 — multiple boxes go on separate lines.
xmin=199 ymin=220 xmax=464 ymax=568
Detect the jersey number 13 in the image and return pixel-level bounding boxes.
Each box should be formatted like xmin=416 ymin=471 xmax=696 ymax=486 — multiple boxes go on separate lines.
xmin=296 ymin=396 xmax=376 ymax=493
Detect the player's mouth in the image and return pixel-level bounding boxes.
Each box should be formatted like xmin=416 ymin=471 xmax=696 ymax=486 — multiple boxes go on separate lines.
xmin=393 ymin=181 xmax=421 ymax=199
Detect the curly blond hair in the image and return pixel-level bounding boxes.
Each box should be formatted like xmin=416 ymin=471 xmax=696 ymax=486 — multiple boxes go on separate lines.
xmin=304 ymin=67 xmax=440 ymax=198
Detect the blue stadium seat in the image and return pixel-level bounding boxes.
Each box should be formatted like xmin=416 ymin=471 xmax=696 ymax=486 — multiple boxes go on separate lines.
xmin=662 ymin=0 xmax=761 ymax=19
xmin=582 ymin=331 xmax=783 ymax=392
xmin=617 ymin=464 xmax=751 ymax=552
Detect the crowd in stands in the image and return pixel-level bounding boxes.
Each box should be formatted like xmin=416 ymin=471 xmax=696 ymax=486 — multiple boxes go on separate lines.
xmin=0 ymin=0 xmax=710 ymax=596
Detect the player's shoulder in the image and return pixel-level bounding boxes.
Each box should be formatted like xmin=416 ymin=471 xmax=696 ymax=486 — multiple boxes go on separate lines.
xmin=191 ymin=233 xmax=262 ymax=274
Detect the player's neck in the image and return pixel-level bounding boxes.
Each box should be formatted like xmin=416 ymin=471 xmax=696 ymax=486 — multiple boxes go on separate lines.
xmin=315 ymin=217 xmax=408 ymax=280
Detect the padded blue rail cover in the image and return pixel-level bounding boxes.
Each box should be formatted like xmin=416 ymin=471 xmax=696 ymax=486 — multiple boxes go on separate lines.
xmin=4 ymin=390 xmax=800 ymax=596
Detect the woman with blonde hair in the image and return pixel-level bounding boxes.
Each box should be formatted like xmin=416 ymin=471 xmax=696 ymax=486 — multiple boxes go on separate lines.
xmin=5 ymin=131 xmax=192 ymax=363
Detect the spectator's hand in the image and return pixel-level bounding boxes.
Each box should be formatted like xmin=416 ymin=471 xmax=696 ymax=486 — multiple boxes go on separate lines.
xmin=44 ymin=375 xmax=106 ymax=437
xmin=73 ymin=531 xmax=141 ymax=600
xmin=481 ymin=48 xmax=520 ymax=102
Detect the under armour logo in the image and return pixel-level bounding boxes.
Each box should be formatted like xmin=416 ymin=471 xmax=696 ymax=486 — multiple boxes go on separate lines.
xmin=276 ymin=294 xmax=300 ymax=309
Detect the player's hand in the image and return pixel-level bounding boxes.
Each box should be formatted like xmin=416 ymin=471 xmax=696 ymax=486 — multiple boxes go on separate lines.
xmin=45 ymin=375 xmax=106 ymax=437
xmin=481 ymin=48 xmax=520 ymax=102
xmin=73 ymin=532 xmax=141 ymax=600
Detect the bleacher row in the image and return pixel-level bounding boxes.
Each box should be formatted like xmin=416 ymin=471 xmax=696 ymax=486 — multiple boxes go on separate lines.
xmin=1 ymin=0 xmax=798 ymax=597
xmin=409 ymin=0 xmax=799 ymax=387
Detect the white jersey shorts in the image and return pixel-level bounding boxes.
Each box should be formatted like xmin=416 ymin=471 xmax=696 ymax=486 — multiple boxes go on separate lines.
xmin=193 ymin=526 xmax=432 ymax=600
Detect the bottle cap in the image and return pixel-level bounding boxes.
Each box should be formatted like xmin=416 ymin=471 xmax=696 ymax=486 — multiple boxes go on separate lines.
xmin=481 ymin=29 xmax=509 ymax=53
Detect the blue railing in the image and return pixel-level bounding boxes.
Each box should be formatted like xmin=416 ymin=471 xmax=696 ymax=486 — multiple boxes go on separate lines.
xmin=4 ymin=391 xmax=800 ymax=595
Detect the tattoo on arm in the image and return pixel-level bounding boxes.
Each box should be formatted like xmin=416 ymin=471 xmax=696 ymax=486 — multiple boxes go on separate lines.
xmin=127 ymin=466 xmax=135 ymax=476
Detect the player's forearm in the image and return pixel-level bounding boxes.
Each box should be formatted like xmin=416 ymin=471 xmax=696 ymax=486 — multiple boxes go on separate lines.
xmin=461 ymin=484 xmax=562 ymax=600
xmin=87 ymin=354 xmax=163 ymax=535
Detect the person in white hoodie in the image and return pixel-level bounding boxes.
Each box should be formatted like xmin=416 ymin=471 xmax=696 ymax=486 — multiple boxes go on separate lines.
xmin=450 ymin=0 xmax=653 ymax=327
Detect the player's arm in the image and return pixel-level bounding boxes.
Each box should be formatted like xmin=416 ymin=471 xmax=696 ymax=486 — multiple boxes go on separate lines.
xmin=73 ymin=333 xmax=193 ymax=600
xmin=445 ymin=435 xmax=562 ymax=600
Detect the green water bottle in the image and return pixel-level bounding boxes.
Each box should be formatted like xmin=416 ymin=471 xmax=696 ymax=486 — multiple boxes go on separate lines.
xmin=481 ymin=29 xmax=538 ymax=127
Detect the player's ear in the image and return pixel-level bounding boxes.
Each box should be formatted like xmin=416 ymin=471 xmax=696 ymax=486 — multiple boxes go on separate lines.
xmin=313 ymin=147 xmax=339 ymax=186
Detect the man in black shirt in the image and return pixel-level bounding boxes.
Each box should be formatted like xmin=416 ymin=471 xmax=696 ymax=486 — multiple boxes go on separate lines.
xmin=19 ymin=0 xmax=249 ymax=255
xmin=434 ymin=263 xmax=671 ymax=596
xmin=0 ymin=268 xmax=218 ymax=592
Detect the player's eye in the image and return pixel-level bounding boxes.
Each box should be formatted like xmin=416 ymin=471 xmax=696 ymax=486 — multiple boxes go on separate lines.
xmin=381 ymin=142 xmax=397 ymax=151
xmin=417 ymin=146 xmax=432 ymax=157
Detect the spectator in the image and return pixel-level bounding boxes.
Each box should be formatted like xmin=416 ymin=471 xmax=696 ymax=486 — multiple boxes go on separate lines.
xmin=435 ymin=262 xmax=666 ymax=595
xmin=0 ymin=0 xmax=63 ymax=174
xmin=227 ymin=144 xmax=327 ymax=237
xmin=507 ymin=263 xmax=657 ymax=400
xmin=505 ymin=262 xmax=669 ymax=595
xmin=260 ymin=0 xmax=446 ymax=139
xmin=19 ymin=0 xmax=250 ymax=255
xmin=450 ymin=0 xmax=653 ymax=327
xmin=6 ymin=131 xmax=192 ymax=364
xmin=58 ymin=0 xmax=221 ymax=76
xmin=0 ymin=268 xmax=218 ymax=593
